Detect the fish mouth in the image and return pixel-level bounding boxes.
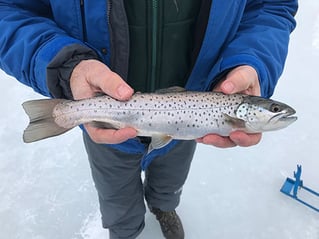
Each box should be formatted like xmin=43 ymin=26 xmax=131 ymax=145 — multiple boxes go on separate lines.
xmin=270 ymin=109 xmax=298 ymax=124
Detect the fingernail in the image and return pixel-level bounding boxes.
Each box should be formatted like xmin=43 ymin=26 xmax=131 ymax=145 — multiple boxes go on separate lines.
xmin=117 ymin=85 xmax=132 ymax=99
xmin=222 ymin=82 xmax=235 ymax=94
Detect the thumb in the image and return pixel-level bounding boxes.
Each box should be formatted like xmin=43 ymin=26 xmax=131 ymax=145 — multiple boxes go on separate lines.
xmin=98 ymin=70 xmax=134 ymax=101
xmin=71 ymin=60 xmax=134 ymax=101
xmin=82 ymin=60 xmax=134 ymax=101
xmin=219 ymin=66 xmax=260 ymax=95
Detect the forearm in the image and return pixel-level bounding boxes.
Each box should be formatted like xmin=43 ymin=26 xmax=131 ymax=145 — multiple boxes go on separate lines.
xmin=47 ymin=44 xmax=99 ymax=99
xmin=0 ymin=1 xmax=88 ymax=96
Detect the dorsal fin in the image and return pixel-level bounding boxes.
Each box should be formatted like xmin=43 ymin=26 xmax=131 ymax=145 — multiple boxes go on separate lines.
xmin=155 ymin=86 xmax=186 ymax=94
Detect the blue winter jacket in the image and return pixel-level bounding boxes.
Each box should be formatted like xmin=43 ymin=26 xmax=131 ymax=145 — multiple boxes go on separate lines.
xmin=0 ymin=0 xmax=298 ymax=156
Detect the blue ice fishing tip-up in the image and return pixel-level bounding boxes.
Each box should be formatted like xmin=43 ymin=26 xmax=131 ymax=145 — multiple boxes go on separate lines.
xmin=280 ymin=165 xmax=319 ymax=212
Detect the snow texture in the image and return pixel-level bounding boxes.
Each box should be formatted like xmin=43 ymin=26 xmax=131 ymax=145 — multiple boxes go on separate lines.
xmin=0 ymin=1 xmax=319 ymax=238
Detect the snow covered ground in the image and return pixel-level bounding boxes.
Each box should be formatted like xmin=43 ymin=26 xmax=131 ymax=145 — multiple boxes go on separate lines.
xmin=1 ymin=1 xmax=319 ymax=238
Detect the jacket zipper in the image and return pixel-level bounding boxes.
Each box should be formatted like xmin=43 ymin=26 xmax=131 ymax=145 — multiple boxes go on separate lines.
xmin=107 ymin=0 xmax=116 ymax=69
xmin=80 ymin=0 xmax=88 ymax=42
xmin=107 ymin=0 xmax=112 ymax=49
xmin=150 ymin=0 xmax=158 ymax=92
xmin=107 ymin=0 xmax=112 ymax=27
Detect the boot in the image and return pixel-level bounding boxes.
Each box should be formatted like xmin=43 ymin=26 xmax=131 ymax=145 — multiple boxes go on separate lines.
xmin=150 ymin=207 xmax=184 ymax=239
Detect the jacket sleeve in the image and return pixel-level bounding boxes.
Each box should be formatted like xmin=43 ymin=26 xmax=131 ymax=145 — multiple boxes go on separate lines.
xmin=215 ymin=0 xmax=298 ymax=98
xmin=0 ymin=1 xmax=94 ymax=97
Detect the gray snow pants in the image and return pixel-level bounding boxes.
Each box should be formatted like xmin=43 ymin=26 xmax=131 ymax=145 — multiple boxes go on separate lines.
xmin=83 ymin=133 xmax=196 ymax=239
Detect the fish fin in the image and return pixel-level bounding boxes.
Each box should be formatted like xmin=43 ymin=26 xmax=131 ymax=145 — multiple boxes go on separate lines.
xmin=148 ymin=135 xmax=173 ymax=153
xmin=94 ymin=92 xmax=107 ymax=97
xmin=22 ymin=99 xmax=71 ymax=143
xmin=89 ymin=121 xmax=118 ymax=130
xmin=223 ymin=113 xmax=246 ymax=128
xmin=155 ymin=86 xmax=186 ymax=94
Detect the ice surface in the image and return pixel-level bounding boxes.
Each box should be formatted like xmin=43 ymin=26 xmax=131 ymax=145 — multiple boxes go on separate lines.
xmin=1 ymin=1 xmax=319 ymax=238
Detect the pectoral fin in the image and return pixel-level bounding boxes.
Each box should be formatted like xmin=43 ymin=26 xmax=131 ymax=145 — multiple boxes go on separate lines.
xmin=223 ymin=113 xmax=246 ymax=129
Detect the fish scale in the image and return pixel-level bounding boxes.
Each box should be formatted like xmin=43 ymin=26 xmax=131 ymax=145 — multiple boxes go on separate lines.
xmin=22 ymin=89 xmax=297 ymax=147
xmin=53 ymin=92 xmax=246 ymax=139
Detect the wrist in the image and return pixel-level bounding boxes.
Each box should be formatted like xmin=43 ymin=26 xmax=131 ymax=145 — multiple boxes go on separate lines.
xmin=46 ymin=44 xmax=99 ymax=99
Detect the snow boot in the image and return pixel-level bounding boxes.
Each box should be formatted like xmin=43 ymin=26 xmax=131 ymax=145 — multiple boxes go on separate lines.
xmin=150 ymin=207 xmax=184 ymax=239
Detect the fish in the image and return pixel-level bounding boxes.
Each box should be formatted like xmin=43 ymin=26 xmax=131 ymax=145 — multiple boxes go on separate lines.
xmin=22 ymin=87 xmax=297 ymax=150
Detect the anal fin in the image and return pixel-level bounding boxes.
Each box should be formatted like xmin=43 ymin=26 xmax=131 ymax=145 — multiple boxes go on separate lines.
xmin=89 ymin=121 xmax=119 ymax=130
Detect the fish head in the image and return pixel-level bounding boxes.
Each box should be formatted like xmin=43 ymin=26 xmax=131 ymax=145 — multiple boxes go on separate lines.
xmin=235 ymin=96 xmax=297 ymax=133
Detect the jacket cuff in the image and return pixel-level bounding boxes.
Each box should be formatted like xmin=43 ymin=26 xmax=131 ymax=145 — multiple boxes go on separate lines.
xmin=46 ymin=44 xmax=99 ymax=99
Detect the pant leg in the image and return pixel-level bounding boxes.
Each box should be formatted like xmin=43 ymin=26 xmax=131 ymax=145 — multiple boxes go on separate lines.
xmin=83 ymin=133 xmax=145 ymax=239
xmin=144 ymin=140 xmax=197 ymax=211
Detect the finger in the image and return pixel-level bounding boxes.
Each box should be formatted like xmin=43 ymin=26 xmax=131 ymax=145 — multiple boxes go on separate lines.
xmin=220 ymin=66 xmax=260 ymax=95
xmin=221 ymin=74 xmax=250 ymax=94
xmin=197 ymin=134 xmax=237 ymax=148
xmin=74 ymin=60 xmax=134 ymax=101
xmin=229 ymin=131 xmax=262 ymax=147
xmin=85 ymin=124 xmax=137 ymax=144
xmin=97 ymin=70 xmax=134 ymax=101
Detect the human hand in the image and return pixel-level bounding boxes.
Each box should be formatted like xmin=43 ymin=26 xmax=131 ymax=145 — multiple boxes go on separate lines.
xmin=70 ymin=59 xmax=137 ymax=144
xmin=196 ymin=65 xmax=262 ymax=148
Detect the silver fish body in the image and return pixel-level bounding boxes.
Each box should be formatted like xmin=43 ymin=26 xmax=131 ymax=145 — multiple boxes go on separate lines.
xmin=22 ymin=90 xmax=297 ymax=145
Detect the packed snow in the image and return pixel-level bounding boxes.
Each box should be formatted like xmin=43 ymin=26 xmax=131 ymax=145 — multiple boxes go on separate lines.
xmin=1 ymin=1 xmax=319 ymax=238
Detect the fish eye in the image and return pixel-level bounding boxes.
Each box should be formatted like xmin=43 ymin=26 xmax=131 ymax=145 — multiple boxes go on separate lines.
xmin=270 ymin=103 xmax=281 ymax=113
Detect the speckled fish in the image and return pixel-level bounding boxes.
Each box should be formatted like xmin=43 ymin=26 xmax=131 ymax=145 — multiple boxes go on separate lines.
xmin=22 ymin=87 xmax=297 ymax=149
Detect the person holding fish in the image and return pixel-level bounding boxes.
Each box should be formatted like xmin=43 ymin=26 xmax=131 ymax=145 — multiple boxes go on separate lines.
xmin=0 ymin=1 xmax=298 ymax=239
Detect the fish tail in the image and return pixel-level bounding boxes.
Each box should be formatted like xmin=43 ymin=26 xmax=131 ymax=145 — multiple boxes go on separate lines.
xmin=22 ymin=99 xmax=71 ymax=143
